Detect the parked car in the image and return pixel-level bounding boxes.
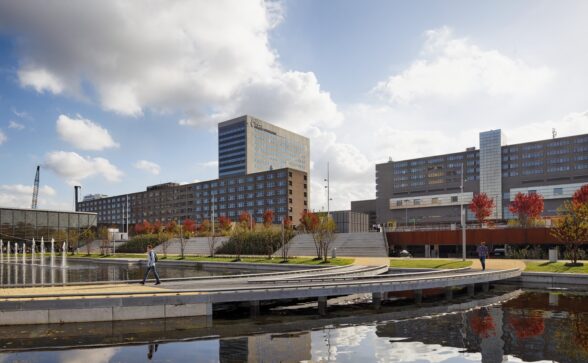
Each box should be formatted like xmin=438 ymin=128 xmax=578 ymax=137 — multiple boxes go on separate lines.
xmin=493 ymin=248 xmax=506 ymax=257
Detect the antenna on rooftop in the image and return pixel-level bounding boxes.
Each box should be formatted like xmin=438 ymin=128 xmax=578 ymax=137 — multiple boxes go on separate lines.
xmin=552 ymin=128 xmax=557 ymax=139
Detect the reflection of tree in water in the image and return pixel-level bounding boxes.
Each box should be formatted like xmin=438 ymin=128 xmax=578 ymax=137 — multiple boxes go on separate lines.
xmin=469 ymin=308 xmax=496 ymax=339
xmin=554 ymin=312 xmax=588 ymax=363
xmin=507 ymin=311 xmax=544 ymax=339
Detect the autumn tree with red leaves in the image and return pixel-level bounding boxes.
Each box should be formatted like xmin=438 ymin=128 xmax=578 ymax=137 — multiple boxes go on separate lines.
xmin=238 ymin=211 xmax=254 ymax=231
xmin=508 ymin=192 xmax=544 ymax=227
xmin=469 ymin=193 xmax=496 ymax=224
xmin=218 ymin=216 xmax=232 ymax=234
xmin=573 ymin=184 xmax=588 ymax=206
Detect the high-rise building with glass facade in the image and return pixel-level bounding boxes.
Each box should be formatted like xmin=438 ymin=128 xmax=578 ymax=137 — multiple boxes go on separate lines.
xmin=218 ymin=115 xmax=310 ymax=178
xmin=370 ymin=130 xmax=588 ymax=226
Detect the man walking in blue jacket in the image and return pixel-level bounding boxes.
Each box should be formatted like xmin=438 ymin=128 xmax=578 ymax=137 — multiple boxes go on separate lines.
xmin=477 ymin=241 xmax=489 ymax=271
xmin=141 ymin=244 xmax=161 ymax=285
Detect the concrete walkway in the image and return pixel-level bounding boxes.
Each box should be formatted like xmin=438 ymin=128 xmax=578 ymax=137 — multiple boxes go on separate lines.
xmin=470 ymin=258 xmax=526 ymax=271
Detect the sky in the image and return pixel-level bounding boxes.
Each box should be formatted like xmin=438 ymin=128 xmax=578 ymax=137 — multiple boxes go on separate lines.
xmin=0 ymin=0 xmax=588 ymax=213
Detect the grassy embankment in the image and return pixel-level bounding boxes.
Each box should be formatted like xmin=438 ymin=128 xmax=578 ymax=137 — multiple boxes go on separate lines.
xmin=69 ymin=254 xmax=354 ymax=266
xmin=390 ymin=259 xmax=472 ymax=269
xmin=524 ymin=261 xmax=588 ymax=273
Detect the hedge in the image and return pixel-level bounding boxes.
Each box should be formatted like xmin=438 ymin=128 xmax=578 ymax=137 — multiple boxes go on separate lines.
xmin=117 ymin=234 xmax=161 ymax=253
xmin=216 ymin=230 xmax=295 ymax=255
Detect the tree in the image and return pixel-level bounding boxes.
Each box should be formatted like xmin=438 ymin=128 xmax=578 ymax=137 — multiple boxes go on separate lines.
xmin=238 ymin=211 xmax=255 ymax=231
xmin=280 ymin=218 xmax=294 ymax=262
xmin=183 ymin=219 xmax=196 ymax=237
xmin=551 ymin=201 xmax=588 ymax=265
xmin=97 ymin=226 xmax=110 ymax=255
xmin=508 ymin=192 xmax=544 ymax=227
xmin=263 ymin=209 xmax=275 ymax=259
xmin=199 ymin=219 xmax=211 ymax=235
xmin=299 ymin=211 xmax=336 ymax=261
xmin=218 ymin=216 xmax=232 ymax=235
xmin=317 ymin=214 xmax=336 ymax=262
xmin=67 ymin=229 xmax=80 ymax=254
xmin=573 ymin=184 xmax=588 ymax=206
xmin=152 ymin=220 xmax=163 ymax=234
xmin=299 ymin=211 xmax=321 ymax=258
xmin=81 ymin=228 xmax=96 ymax=256
xmin=469 ymin=193 xmax=495 ymax=224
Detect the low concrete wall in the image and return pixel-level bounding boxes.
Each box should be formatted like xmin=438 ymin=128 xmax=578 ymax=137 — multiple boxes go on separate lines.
xmin=507 ymin=271 xmax=588 ymax=288
xmin=0 ymin=301 xmax=212 ymax=326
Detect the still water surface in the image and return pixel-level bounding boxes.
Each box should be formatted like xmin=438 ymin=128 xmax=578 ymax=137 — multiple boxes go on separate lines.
xmin=0 ymin=290 xmax=586 ymax=362
xmin=0 ymin=259 xmax=221 ymax=286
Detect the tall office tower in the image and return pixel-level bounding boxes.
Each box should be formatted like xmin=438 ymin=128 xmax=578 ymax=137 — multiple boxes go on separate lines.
xmin=479 ymin=130 xmax=504 ymax=220
xmin=218 ymin=115 xmax=310 ymax=178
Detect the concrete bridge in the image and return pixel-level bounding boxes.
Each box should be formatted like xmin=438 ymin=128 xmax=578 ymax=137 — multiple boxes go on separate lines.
xmin=0 ymin=264 xmax=521 ymax=326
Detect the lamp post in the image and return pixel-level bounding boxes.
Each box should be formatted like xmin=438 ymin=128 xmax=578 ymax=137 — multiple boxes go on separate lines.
xmin=324 ymin=162 xmax=331 ymax=217
xmin=461 ymin=163 xmax=466 ymax=261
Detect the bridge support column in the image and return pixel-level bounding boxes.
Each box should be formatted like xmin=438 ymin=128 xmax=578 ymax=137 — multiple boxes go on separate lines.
xmin=467 ymin=284 xmax=475 ymax=297
xmin=372 ymin=292 xmax=383 ymax=310
xmin=482 ymin=282 xmax=490 ymax=293
xmin=414 ymin=289 xmax=423 ymax=305
xmin=444 ymin=287 xmax=453 ymax=301
xmin=250 ymin=300 xmax=260 ymax=317
xmin=318 ymin=296 xmax=327 ymax=316
xmin=424 ymin=244 xmax=431 ymax=258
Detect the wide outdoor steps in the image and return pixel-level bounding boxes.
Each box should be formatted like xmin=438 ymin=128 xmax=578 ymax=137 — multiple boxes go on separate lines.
xmin=276 ymin=232 xmax=388 ymax=258
xmin=153 ymin=237 xmax=229 ymax=255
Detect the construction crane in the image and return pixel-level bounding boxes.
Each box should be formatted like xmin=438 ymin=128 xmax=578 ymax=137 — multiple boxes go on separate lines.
xmin=31 ymin=165 xmax=40 ymax=209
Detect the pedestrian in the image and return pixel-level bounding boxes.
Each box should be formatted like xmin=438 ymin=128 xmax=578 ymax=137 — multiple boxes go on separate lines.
xmin=477 ymin=241 xmax=489 ymax=271
xmin=141 ymin=244 xmax=161 ymax=285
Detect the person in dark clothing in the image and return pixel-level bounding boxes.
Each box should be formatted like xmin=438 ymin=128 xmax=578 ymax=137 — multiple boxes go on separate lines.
xmin=477 ymin=241 xmax=489 ymax=271
xmin=147 ymin=343 xmax=159 ymax=360
xmin=141 ymin=244 xmax=161 ymax=285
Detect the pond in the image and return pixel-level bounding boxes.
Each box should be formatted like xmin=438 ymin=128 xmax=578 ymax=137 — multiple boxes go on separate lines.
xmin=0 ymin=258 xmax=229 ymax=286
xmin=0 ymin=289 xmax=586 ymax=362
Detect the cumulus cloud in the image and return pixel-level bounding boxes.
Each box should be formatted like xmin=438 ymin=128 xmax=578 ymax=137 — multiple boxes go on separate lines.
xmin=8 ymin=120 xmax=25 ymax=130
xmin=56 ymin=114 xmax=118 ymax=150
xmin=17 ymin=67 xmax=64 ymax=94
xmin=0 ymin=1 xmax=340 ymax=128
xmin=44 ymin=151 xmax=123 ymax=185
xmin=133 ymin=160 xmax=161 ymax=175
xmin=0 ymin=184 xmax=68 ymax=210
xmin=373 ymin=26 xmax=554 ymax=104
xmin=0 ymin=130 xmax=6 ymax=144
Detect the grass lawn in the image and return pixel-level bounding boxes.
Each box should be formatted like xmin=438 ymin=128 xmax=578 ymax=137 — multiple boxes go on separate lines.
xmin=390 ymin=259 xmax=472 ymax=269
xmin=69 ymin=254 xmax=354 ymax=266
xmin=525 ymin=261 xmax=588 ymax=273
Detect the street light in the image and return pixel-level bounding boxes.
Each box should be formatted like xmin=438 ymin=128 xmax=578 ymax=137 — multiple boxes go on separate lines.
xmin=461 ymin=163 xmax=466 ymax=261
xmin=324 ymin=162 xmax=331 ymax=217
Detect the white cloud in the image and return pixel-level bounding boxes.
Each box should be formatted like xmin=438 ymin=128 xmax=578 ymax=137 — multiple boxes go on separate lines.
xmin=198 ymin=160 xmax=219 ymax=168
xmin=56 ymin=114 xmax=118 ymax=150
xmin=133 ymin=160 xmax=160 ymax=175
xmin=44 ymin=151 xmax=123 ymax=186
xmin=8 ymin=120 xmax=25 ymax=130
xmin=0 ymin=1 xmax=340 ymax=128
xmin=373 ymin=27 xmax=554 ymax=104
xmin=0 ymin=130 xmax=6 ymax=144
xmin=0 ymin=184 xmax=68 ymax=210
xmin=17 ymin=67 xmax=64 ymax=94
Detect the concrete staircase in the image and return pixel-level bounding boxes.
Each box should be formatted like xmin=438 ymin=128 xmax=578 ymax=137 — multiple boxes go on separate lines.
xmin=276 ymin=232 xmax=388 ymax=258
xmin=153 ymin=237 xmax=229 ymax=255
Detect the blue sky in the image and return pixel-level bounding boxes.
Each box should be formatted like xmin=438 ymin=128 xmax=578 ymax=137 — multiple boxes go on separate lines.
xmin=1 ymin=0 xmax=587 ymax=212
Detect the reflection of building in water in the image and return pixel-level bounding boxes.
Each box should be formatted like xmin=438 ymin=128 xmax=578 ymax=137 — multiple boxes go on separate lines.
xmin=219 ymin=332 xmax=311 ymax=363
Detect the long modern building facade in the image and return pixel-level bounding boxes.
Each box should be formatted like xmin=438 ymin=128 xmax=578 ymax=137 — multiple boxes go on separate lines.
xmin=218 ymin=115 xmax=310 ymax=178
xmin=78 ymin=167 xmax=308 ymax=227
xmin=0 ymin=207 xmax=97 ymax=242
xmin=372 ymin=130 xmax=588 ymax=226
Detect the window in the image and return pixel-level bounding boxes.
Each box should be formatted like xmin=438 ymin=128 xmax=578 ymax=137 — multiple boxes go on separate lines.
xmin=553 ymin=188 xmax=563 ymax=196
xmin=431 ymin=197 xmax=440 ymax=205
xmin=451 ymin=196 xmax=458 ymax=203
xmin=396 ymin=200 xmax=403 ymax=206
xmin=528 ymin=190 xmax=537 ymax=195
xmin=413 ymin=199 xmax=420 ymax=205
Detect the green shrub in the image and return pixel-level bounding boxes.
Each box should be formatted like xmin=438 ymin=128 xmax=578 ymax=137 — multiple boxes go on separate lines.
xmin=118 ymin=234 xmax=161 ymax=253
xmin=216 ymin=230 xmax=295 ymax=255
